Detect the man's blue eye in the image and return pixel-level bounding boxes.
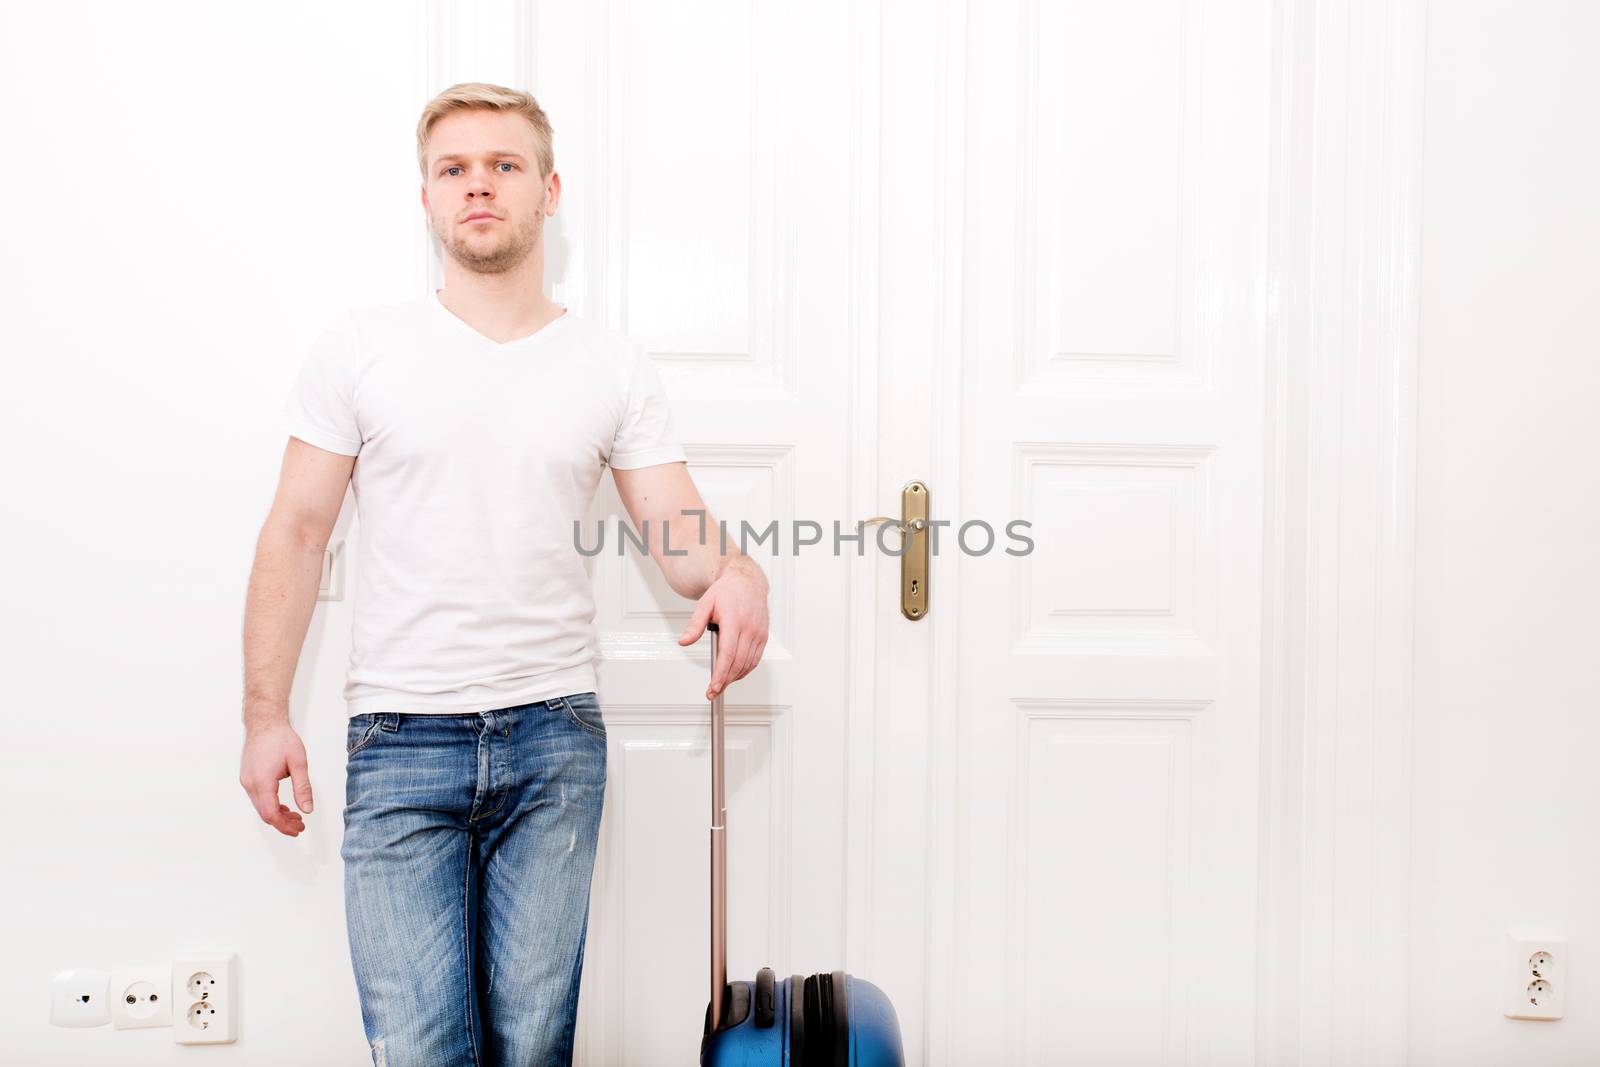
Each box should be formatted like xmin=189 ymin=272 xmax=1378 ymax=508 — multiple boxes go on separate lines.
xmin=441 ymin=163 xmax=514 ymax=176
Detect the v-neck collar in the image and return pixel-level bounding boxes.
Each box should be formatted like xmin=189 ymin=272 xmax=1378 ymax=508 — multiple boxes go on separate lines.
xmin=429 ymin=289 xmax=573 ymax=349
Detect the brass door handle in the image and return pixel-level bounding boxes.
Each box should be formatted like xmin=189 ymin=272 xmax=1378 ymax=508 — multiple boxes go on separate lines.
xmin=857 ymin=480 xmax=929 ymax=620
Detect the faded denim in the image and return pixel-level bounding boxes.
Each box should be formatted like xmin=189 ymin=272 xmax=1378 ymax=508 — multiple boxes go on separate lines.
xmin=341 ymin=693 xmax=608 ymax=1066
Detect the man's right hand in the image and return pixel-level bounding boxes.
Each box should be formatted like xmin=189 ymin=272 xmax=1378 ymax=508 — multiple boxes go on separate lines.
xmin=239 ymin=719 xmax=315 ymax=837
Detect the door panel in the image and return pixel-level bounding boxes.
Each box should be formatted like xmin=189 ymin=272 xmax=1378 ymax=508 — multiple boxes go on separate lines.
xmin=526 ymin=2 xmax=861 ymax=1062
xmin=940 ymin=0 xmax=1271 ymax=1063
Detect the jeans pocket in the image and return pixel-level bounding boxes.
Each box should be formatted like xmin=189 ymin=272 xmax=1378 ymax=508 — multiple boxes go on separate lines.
xmin=563 ymin=693 xmax=607 ymax=740
xmin=346 ymin=714 xmax=383 ymax=757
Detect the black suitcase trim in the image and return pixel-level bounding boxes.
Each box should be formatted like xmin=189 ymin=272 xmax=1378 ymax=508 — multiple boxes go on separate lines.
xmin=794 ymin=970 xmax=851 ymax=1066
xmin=754 ymin=967 xmax=776 ymax=1028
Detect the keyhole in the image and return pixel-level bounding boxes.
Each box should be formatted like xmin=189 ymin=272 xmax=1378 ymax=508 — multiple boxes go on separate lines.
xmin=911 ymin=579 xmax=919 ymax=596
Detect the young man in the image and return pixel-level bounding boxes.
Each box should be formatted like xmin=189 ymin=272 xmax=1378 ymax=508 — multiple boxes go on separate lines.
xmin=238 ymin=82 xmax=769 ymax=1066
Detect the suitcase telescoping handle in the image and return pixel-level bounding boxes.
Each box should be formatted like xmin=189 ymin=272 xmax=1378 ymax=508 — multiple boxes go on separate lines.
xmin=707 ymin=622 xmax=729 ymax=1032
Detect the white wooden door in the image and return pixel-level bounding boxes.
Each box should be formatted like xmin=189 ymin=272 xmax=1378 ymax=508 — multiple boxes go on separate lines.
xmin=509 ymin=3 xmax=864 ymax=1063
xmin=459 ymin=0 xmax=1272 ymax=1061
xmin=923 ymin=1 xmax=1272 ymax=1063
xmin=832 ymin=0 xmax=1273 ymax=1063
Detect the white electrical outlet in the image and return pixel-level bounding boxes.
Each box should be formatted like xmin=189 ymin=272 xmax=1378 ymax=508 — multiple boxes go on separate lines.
xmin=1504 ymin=932 xmax=1567 ymax=1021
xmin=108 ymin=964 xmax=172 ymax=1029
xmin=49 ymin=968 xmax=111 ymax=1028
xmin=172 ymin=950 xmax=238 ymax=1045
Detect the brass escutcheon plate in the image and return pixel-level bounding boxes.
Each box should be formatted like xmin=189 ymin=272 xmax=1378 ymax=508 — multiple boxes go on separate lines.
xmin=902 ymin=480 xmax=928 ymax=620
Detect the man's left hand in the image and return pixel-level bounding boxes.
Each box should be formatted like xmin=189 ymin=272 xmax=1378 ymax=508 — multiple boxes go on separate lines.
xmin=677 ymin=555 xmax=769 ymax=699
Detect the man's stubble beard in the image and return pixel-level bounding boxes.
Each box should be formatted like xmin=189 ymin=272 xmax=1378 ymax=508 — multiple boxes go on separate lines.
xmin=433 ymin=197 xmax=546 ymax=275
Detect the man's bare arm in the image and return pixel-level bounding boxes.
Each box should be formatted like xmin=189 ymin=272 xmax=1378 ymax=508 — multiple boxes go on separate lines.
xmin=239 ymin=436 xmax=355 ymax=836
xmin=611 ymin=461 xmax=770 ymax=698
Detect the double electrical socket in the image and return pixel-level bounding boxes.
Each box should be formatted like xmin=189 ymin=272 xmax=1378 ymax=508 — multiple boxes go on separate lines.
xmin=172 ymin=950 xmax=238 ymax=1044
xmin=49 ymin=950 xmax=237 ymax=1044
xmin=1503 ymin=932 xmax=1566 ymax=1021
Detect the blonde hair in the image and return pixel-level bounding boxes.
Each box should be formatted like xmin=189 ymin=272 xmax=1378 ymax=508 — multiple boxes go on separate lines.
xmin=415 ymin=82 xmax=554 ymax=179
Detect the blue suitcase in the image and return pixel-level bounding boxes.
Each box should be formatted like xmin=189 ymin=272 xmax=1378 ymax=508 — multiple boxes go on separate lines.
xmin=698 ymin=623 xmax=907 ymax=1066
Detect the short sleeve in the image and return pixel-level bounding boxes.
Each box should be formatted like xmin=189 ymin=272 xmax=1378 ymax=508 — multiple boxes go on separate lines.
xmin=280 ymin=310 xmax=362 ymax=456
xmin=608 ymin=342 xmax=688 ymax=469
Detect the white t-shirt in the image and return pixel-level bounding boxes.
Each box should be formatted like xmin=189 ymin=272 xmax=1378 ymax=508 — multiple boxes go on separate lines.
xmin=279 ymin=290 xmax=687 ymax=716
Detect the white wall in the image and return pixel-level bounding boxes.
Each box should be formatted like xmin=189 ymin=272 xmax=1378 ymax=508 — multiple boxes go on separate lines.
xmin=0 ymin=2 xmax=423 ymax=1062
xmin=1411 ymin=1 xmax=1600 ymax=1063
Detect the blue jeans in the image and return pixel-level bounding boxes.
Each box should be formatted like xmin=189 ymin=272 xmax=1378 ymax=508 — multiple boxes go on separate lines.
xmin=341 ymin=693 xmax=609 ymax=1066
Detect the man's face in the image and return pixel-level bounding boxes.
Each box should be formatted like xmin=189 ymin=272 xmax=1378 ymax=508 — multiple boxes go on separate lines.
xmin=421 ymin=109 xmax=556 ymax=274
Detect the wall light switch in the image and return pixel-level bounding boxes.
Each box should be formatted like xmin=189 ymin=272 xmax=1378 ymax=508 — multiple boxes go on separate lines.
xmin=318 ymin=541 xmax=344 ymax=601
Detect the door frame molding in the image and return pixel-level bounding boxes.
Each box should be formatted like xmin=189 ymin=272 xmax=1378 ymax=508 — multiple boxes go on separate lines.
xmin=1257 ymin=0 xmax=1426 ymax=1062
